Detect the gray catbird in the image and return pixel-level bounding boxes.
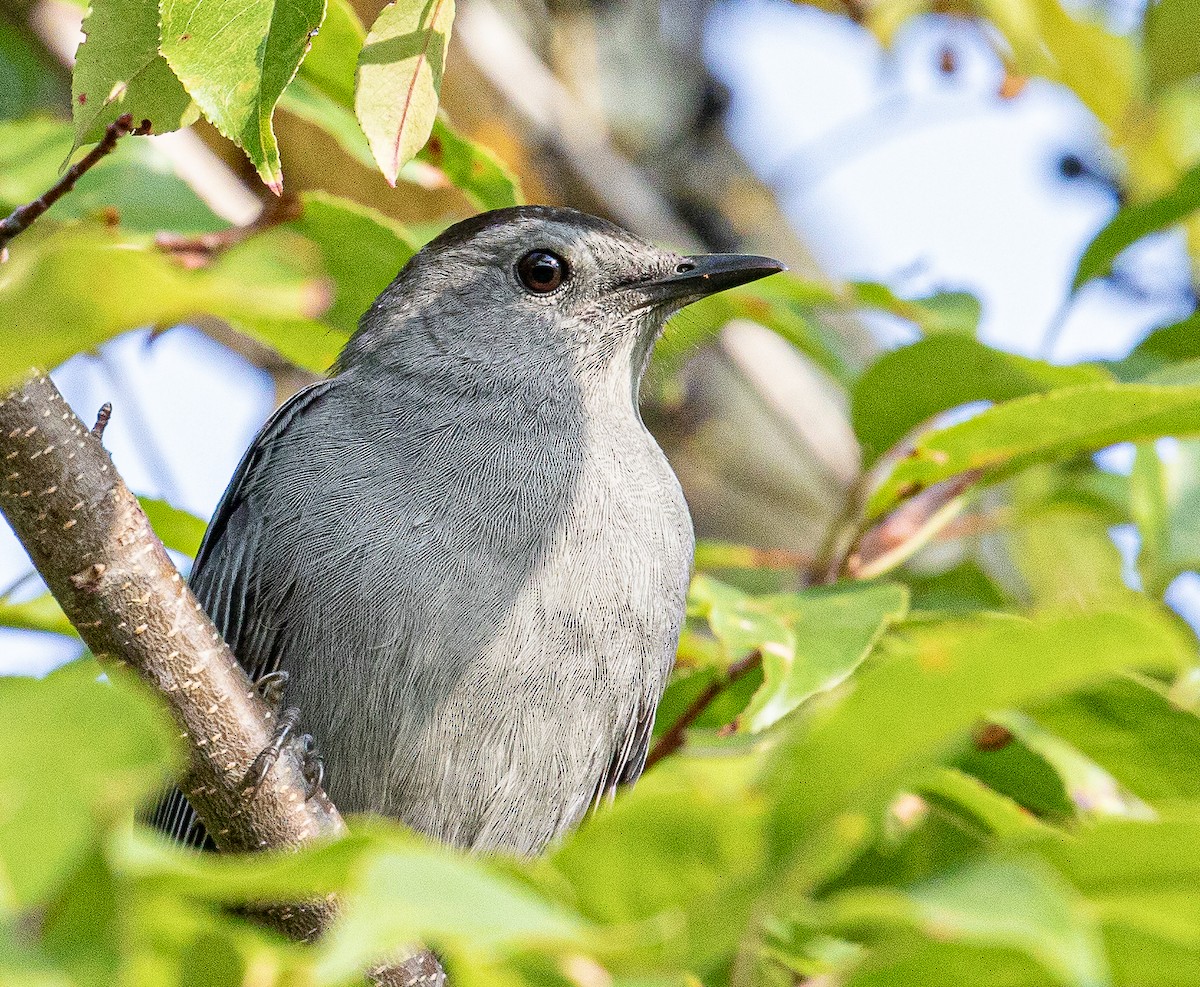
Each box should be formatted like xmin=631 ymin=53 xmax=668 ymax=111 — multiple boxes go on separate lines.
xmin=154 ymin=205 xmax=783 ymax=855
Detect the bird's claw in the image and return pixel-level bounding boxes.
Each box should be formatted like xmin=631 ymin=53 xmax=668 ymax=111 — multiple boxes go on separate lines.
xmin=298 ymin=733 xmax=325 ymax=798
xmin=255 ymin=670 xmax=290 ymax=709
xmin=242 ymin=707 xmax=325 ymax=800
xmin=243 ymin=706 xmax=300 ymax=793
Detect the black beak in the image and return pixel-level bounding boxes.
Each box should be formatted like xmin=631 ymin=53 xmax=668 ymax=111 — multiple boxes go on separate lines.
xmin=632 ymin=253 xmax=786 ymax=307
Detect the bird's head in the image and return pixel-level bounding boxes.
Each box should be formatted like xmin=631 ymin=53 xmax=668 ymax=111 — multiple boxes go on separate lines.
xmin=345 ymin=205 xmax=784 ymax=396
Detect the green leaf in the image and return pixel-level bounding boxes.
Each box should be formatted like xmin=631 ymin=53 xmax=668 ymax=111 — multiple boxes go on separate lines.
xmin=689 ymin=578 xmax=910 ymax=732
xmin=550 ymin=752 xmax=767 ymax=973
xmin=954 ymin=730 xmax=1077 ymax=823
xmin=694 ymin=578 xmax=910 ymax=732
xmin=0 ymin=593 xmax=76 ymax=637
xmin=1145 ymin=0 xmax=1200 ymax=96
xmin=865 ymin=383 xmax=1200 ymax=520
xmin=0 ymin=22 xmax=68 ymax=119
xmin=195 ymin=232 xmax=334 ymax=351
xmin=688 ymin=575 xmax=792 ymax=672
xmin=138 ymin=497 xmax=206 ymax=558
xmin=908 ymin=291 xmax=983 ymax=336
xmin=995 ymin=711 xmax=1152 ymax=821
xmin=38 ymin=849 xmax=122 ymax=985
xmin=355 ymin=0 xmax=455 ymax=186
xmin=850 ymin=283 xmax=982 ymax=336
xmin=418 ymin=116 xmax=522 ymax=211
xmin=0 ymin=118 xmax=221 ymax=234
xmin=1130 ymin=438 xmax=1200 ymax=592
xmin=763 ymin=606 xmax=1190 ymax=859
xmin=71 ymin=0 xmax=194 ymax=147
xmin=906 ymin=560 xmax=1010 ymax=614
xmin=1006 ymin=501 xmax=1128 ymax=608
xmin=914 ymin=768 xmax=1049 ymax=841
xmin=1072 ymin=161 xmax=1200 ymax=292
xmin=287 ymin=0 xmax=519 ymax=208
xmin=824 ymin=857 xmax=1109 ymax=987
xmin=285 ymin=190 xmax=416 ymax=335
xmin=315 ymin=845 xmax=582 ymax=979
xmin=0 ymin=659 xmax=177 ymax=907
xmin=1114 ymin=313 xmax=1200 ymax=381
xmin=279 ymin=74 xmax=376 ymax=167
xmin=0 ymin=922 xmax=76 ymax=987
xmin=280 ymin=0 xmax=376 ymax=166
xmin=1031 ymin=676 xmax=1200 ymax=806
xmin=288 ymin=72 xmax=522 ymax=210
xmin=852 ymin=336 xmax=1111 ymax=464
xmin=160 ymin=0 xmax=325 ymax=191
xmin=299 ymin=0 xmax=363 ymax=106
xmin=843 ymin=940 xmax=1060 ymax=987
xmin=1034 ymin=819 xmax=1200 ymax=966
xmin=0 ymin=223 xmax=334 ymax=385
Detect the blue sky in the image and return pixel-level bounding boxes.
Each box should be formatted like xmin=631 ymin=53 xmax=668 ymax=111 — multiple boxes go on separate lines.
xmin=707 ymin=0 xmax=1192 ymax=358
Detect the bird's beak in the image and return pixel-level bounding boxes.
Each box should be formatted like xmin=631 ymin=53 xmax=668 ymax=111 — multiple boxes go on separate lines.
xmin=632 ymin=253 xmax=786 ymax=308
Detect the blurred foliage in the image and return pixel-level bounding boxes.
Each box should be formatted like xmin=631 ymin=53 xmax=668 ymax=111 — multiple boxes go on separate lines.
xmin=4 ymin=0 xmax=1200 ymax=984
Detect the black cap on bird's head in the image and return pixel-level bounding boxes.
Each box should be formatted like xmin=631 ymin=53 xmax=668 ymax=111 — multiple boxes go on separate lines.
xmin=349 ymin=205 xmax=785 ymax=379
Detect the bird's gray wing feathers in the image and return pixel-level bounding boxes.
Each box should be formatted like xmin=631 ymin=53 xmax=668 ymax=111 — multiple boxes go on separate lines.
xmin=591 ymin=695 xmax=657 ymax=811
xmin=149 ymin=380 xmax=334 ymax=846
xmin=190 ymin=379 xmax=333 ymax=681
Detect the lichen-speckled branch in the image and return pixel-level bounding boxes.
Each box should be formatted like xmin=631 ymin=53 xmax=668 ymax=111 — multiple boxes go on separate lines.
xmin=0 ymin=372 xmax=344 ymax=939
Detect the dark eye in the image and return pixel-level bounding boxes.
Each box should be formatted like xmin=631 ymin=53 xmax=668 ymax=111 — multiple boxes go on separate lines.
xmin=517 ymin=250 xmax=567 ymax=293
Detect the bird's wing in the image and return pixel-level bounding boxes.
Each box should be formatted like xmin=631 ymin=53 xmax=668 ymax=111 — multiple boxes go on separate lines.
xmin=150 ymin=379 xmax=334 ymax=845
xmin=591 ymin=694 xmax=658 ymax=809
xmin=189 ymin=378 xmax=334 ymax=683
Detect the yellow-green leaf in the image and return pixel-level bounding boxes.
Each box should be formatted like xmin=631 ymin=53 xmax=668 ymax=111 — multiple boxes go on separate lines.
xmin=355 ymin=0 xmax=455 ymax=186
xmin=160 ymin=0 xmax=325 ymax=191
xmin=71 ymin=0 xmax=195 ymax=147
xmin=866 ymin=383 xmax=1200 ymax=519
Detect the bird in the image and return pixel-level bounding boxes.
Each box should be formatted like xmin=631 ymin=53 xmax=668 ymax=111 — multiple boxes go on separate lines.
xmin=153 ymin=205 xmax=783 ymax=856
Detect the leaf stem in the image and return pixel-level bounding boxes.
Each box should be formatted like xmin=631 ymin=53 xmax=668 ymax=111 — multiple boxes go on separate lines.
xmin=644 ymin=649 xmax=762 ymax=771
xmin=153 ymin=192 xmax=302 ymax=265
xmin=0 ymin=113 xmax=150 ymax=255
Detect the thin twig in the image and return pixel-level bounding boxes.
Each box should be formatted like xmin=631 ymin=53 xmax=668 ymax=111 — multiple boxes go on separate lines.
xmin=644 ymin=649 xmax=762 ymax=771
xmin=844 ymin=469 xmax=985 ymax=581
xmin=0 ymin=113 xmax=150 ymax=255
xmin=154 ymin=192 xmax=302 ymax=268
xmin=811 ymin=469 xmax=871 ymax=587
xmin=94 ymin=349 xmax=184 ymax=504
xmin=91 ymin=402 xmax=112 ymax=440
xmin=0 ymin=568 xmax=40 ymax=601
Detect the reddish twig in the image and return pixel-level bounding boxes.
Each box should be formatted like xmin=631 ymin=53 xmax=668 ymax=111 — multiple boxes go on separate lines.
xmin=155 ymin=193 xmax=302 ymax=268
xmin=844 ymin=469 xmax=985 ymax=581
xmin=0 ymin=113 xmax=150 ymax=255
xmin=645 ymin=649 xmax=762 ymax=771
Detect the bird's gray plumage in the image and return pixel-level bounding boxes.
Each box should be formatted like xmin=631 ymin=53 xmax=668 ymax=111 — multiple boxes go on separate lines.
xmin=154 ymin=206 xmax=780 ymax=855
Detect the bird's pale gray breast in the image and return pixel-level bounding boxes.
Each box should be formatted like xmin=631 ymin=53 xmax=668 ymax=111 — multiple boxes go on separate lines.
xmin=190 ymin=355 xmax=692 ymax=855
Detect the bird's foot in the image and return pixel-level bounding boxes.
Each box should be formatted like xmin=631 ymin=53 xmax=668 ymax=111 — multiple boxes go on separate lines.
xmin=244 ymin=706 xmax=298 ymax=792
xmin=242 ymin=706 xmax=325 ymax=800
xmin=255 ymin=669 xmax=290 ymax=709
xmin=297 ymin=733 xmax=325 ymax=798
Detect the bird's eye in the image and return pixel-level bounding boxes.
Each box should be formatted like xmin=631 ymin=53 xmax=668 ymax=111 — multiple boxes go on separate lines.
xmin=517 ymin=250 xmax=567 ymax=294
